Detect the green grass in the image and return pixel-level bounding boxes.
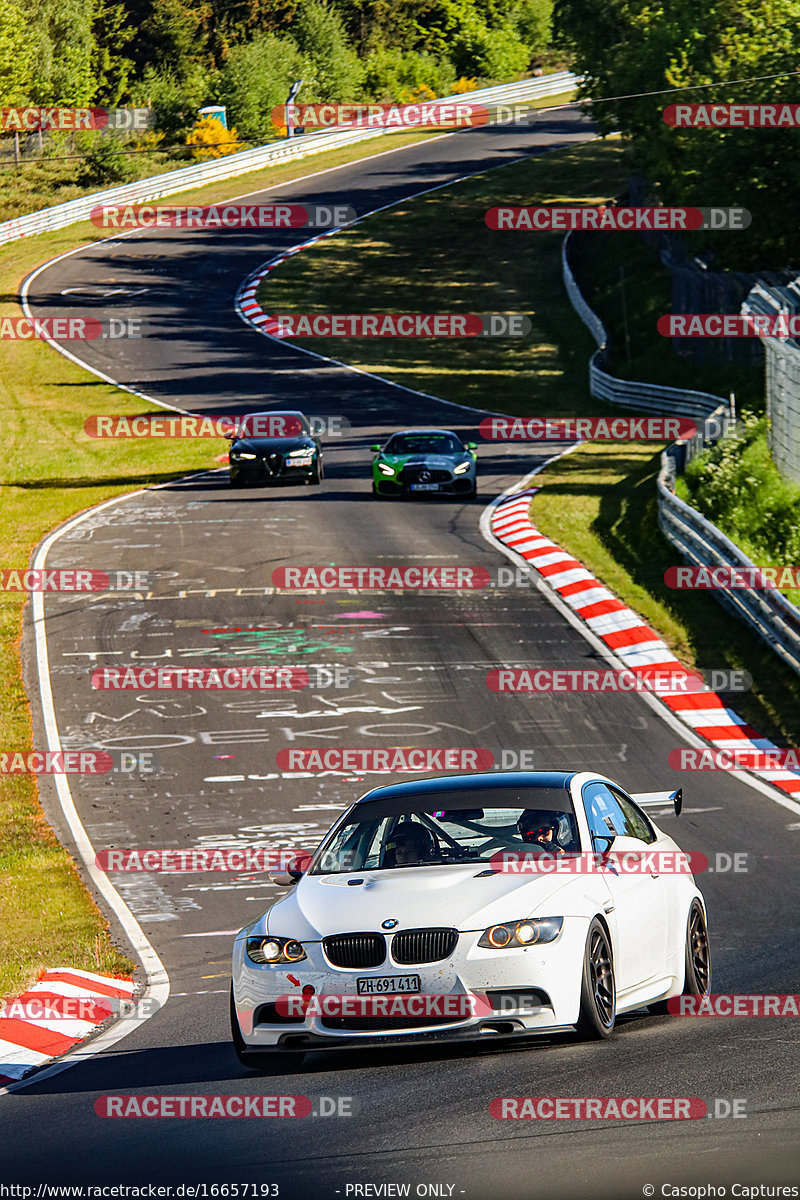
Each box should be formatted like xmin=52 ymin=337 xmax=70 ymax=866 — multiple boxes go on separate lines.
xmin=676 ymin=416 xmax=800 ymax=607
xmin=259 ymin=136 xmax=624 ymax=415
xmin=532 ymin=443 xmax=800 ymax=746
xmin=257 ymin=135 xmax=800 ymax=748
xmin=0 ymin=124 xmax=473 ymax=1002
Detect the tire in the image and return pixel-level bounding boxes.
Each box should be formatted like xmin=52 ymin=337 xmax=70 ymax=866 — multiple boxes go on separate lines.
xmin=576 ymin=918 xmax=616 ymax=1039
xmin=649 ymin=899 xmax=711 ymax=1014
xmin=229 ymin=986 xmax=305 ymax=1072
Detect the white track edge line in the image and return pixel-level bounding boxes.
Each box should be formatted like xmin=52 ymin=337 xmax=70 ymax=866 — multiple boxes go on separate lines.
xmin=0 ymin=489 xmax=171 ymax=1098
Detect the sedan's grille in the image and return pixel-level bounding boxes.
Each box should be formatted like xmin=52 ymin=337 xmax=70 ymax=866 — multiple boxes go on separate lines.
xmin=399 ymin=467 xmax=451 ymax=483
xmin=391 ymin=928 xmax=458 ymax=965
xmin=323 ymin=933 xmax=386 ymax=969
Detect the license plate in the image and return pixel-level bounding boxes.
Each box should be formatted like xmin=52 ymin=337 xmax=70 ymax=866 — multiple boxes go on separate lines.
xmin=288 ymin=456 xmax=313 ymax=466
xmin=410 ymin=483 xmax=440 ymax=491
xmin=357 ymin=975 xmax=421 ymax=995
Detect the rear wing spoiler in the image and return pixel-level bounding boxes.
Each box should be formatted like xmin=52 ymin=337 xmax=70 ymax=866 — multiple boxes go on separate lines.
xmin=630 ymin=788 xmax=683 ymax=817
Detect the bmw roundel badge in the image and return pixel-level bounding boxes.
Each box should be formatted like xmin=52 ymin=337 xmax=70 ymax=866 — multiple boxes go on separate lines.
xmin=381 ymin=918 xmax=399 ymax=929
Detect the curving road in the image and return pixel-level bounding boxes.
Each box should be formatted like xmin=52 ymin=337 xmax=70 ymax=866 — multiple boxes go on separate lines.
xmin=4 ymin=111 xmax=799 ymax=1198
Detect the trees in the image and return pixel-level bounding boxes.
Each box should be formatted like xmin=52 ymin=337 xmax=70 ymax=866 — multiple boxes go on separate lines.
xmin=554 ymin=0 xmax=800 ymax=267
xmin=0 ymin=0 xmax=36 ymax=105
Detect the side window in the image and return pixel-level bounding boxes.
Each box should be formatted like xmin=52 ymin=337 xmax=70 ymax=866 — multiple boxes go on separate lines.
xmin=608 ymin=787 xmax=656 ymax=844
xmin=582 ymin=782 xmax=626 ymax=848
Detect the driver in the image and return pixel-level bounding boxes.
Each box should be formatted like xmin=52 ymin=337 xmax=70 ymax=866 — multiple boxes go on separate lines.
xmin=517 ymin=810 xmax=566 ymax=856
xmin=385 ymin=821 xmax=438 ymax=867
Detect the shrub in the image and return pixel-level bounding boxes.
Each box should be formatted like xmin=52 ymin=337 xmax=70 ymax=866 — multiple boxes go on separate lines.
xmin=78 ymin=136 xmax=134 ymax=184
xmin=185 ymin=115 xmax=241 ymax=159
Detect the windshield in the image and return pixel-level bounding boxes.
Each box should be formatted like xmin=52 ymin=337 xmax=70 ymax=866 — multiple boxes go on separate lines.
xmin=236 ymin=412 xmax=310 ymax=439
xmin=309 ymin=788 xmax=580 ymax=873
xmin=384 ymin=433 xmax=464 ymax=455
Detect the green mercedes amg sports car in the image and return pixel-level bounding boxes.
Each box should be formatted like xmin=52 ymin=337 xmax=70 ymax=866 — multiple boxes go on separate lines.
xmin=371 ymin=429 xmax=477 ymax=498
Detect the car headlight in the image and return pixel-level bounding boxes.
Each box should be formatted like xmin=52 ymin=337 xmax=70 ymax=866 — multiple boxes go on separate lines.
xmin=246 ymin=936 xmax=307 ymax=965
xmin=287 ymin=447 xmax=315 ymax=457
xmin=233 ymin=452 xmax=257 ymax=460
xmin=478 ymin=917 xmax=563 ymax=949
xmin=453 ymin=461 xmax=471 ymax=474
xmin=378 ymin=462 xmax=395 ymax=476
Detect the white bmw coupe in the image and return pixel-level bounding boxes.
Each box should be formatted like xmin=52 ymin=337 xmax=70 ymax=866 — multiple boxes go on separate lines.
xmin=230 ymin=771 xmax=710 ymax=1067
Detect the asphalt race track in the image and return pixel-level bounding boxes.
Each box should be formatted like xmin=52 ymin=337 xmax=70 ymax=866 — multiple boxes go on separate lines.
xmin=3 ymin=110 xmax=799 ymax=1198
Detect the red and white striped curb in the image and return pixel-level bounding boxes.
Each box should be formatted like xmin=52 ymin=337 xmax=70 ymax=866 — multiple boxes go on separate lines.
xmin=0 ymin=968 xmax=135 ymax=1084
xmin=491 ymin=488 xmax=800 ymax=798
xmin=237 ymin=229 xmax=343 ymax=336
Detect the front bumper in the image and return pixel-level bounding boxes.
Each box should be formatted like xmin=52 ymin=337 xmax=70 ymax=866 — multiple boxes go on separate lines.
xmin=232 ymin=919 xmax=587 ymax=1050
xmin=230 ymin=456 xmax=317 ymax=484
xmin=373 ymin=474 xmax=475 ymax=497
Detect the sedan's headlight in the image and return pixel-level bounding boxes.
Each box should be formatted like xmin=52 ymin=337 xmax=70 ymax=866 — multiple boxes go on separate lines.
xmin=453 ymin=461 xmax=472 ymax=474
xmin=233 ymin=452 xmax=257 ymax=460
xmin=246 ymin=936 xmax=307 ymax=965
xmin=378 ymin=462 xmax=395 ymax=476
xmin=478 ymin=917 xmax=563 ymax=949
xmin=287 ymin=447 xmax=315 ymax=457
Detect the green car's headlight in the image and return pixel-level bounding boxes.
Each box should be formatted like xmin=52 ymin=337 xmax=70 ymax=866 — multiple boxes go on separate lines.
xmin=378 ymin=462 xmax=395 ymax=476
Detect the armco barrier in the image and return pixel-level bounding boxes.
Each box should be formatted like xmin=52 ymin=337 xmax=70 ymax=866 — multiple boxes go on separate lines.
xmin=0 ymin=73 xmax=579 ymax=249
xmin=656 ymin=460 xmax=800 ymax=676
xmin=562 ymin=228 xmax=800 ymax=680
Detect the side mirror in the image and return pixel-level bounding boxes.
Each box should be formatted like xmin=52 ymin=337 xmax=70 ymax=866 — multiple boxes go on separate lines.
xmin=370 ymin=444 xmax=381 ymax=452
xmin=269 ymin=871 xmax=299 ymax=887
xmin=466 ymin=442 xmax=477 ymax=450
xmin=269 ymin=851 xmax=312 ymax=885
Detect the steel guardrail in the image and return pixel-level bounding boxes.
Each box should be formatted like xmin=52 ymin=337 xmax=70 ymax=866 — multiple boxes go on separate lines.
xmin=562 ymin=228 xmax=800 ymax=678
xmin=0 ymin=72 xmax=580 ymax=248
